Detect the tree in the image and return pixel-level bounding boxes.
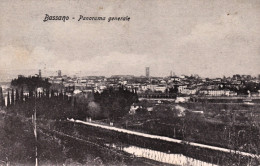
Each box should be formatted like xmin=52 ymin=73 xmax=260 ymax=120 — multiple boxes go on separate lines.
xmin=46 ymin=89 xmax=50 ymax=98
xmin=136 ymin=108 xmax=148 ymax=115
xmin=7 ymin=91 xmax=10 ymax=107
xmin=11 ymin=89 xmax=14 ymax=105
xmin=169 ymin=85 xmax=178 ymax=94
xmin=20 ymin=87 xmax=24 ymax=102
xmin=0 ymin=87 xmax=4 ymax=107
xmin=29 ymin=89 xmax=33 ymax=98
xmin=51 ymin=90 xmax=55 ymax=98
xmin=94 ymin=88 xmax=138 ymax=120
xmin=59 ymin=90 xmax=63 ymax=99
xmin=15 ymin=89 xmax=19 ymax=102
xmin=11 ymin=76 xmax=51 ymax=91
xmin=87 ymin=102 xmax=101 ymax=119
xmin=73 ymin=97 xmax=77 ymax=107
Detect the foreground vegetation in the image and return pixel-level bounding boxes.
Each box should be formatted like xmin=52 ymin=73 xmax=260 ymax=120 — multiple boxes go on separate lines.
xmin=0 ymin=84 xmax=140 ymax=165
xmin=1 ymin=76 xmax=260 ymax=165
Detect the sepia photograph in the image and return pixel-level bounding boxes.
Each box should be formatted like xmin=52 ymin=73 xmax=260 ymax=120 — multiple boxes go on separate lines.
xmin=0 ymin=0 xmax=260 ymax=165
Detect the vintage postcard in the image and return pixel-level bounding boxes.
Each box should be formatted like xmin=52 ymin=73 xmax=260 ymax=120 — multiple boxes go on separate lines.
xmin=0 ymin=0 xmax=260 ymax=165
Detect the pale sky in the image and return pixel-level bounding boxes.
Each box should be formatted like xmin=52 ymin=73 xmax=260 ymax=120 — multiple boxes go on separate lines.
xmin=0 ymin=0 xmax=260 ymax=80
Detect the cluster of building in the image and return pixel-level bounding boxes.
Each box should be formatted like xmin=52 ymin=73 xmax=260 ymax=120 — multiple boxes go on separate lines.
xmin=1 ymin=69 xmax=259 ymax=109
xmin=44 ymin=69 xmax=260 ymax=97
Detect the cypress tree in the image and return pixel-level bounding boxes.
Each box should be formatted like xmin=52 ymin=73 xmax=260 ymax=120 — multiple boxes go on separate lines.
xmin=74 ymin=97 xmax=77 ymax=107
xmin=71 ymin=96 xmax=77 ymax=107
xmin=46 ymin=89 xmax=49 ymax=98
xmin=63 ymin=91 xmax=66 ymax=100
xmin=1 ymin=98 xmax=4 ymax=107
xmin=0 ymin=87 xmax=3 ymax=107
xmin=15 ymin=89 xmax=19 ymax=102
xmin=7 ymin=91 xmax=10 ymax=106
xmin=11 ymin=89 xmax=14 ymax=105
xmin=51 ymin=89 xmax=54 ymax=98
xmin=68 ymin=96 xmax=71 ymax=103
xmin=25 ymin=94 xmax=29 ymax=101
xmin=68 ymin=86 xmax=70 ymax=93
xmin=45 ymin=89 xmax=50 ymax=98
xmin=61 ymin=90 xmax=64 ymax=99
xmin=24 ymin=94 xmax=27 ymax=101
xmin=71 ymin=96 xmax=74 ymax=107
xmin=29 ymin=90 xmax=33 ymax=98
xmin=20 ymin=87 xmax=24 ymax=102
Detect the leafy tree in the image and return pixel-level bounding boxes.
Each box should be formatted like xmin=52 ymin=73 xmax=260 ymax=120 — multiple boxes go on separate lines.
xmin=87 ymin=101 xmax=101 ymax=119
xmin=94 ymin=87 xmax=138 ymax=120
xmin=169 ymin=85 xmax=178 ymax=94
xmin=135 ymin=108 xmax=148 ymax=115
xmin=11 ymin=76 xmax=51 ymax=91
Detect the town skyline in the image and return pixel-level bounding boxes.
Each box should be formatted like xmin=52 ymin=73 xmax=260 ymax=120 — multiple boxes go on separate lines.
xmin=1 ymin=67 xmax=260 ymax=82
